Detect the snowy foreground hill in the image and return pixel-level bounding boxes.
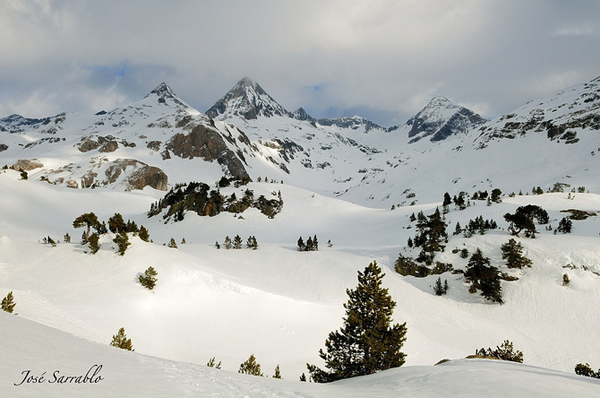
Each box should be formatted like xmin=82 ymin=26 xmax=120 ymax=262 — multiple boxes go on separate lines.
xmin=1 ymin=75 xmax=600 ymax=396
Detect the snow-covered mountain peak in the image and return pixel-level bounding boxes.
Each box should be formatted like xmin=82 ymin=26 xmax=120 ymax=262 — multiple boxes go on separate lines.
xmin=206 ymin=77 xmax=292 ymax=120
xmin=143 ymin=82 xmax=188 ymax=108
xmin=405 ymin=96 xmax=487 ymax=143
xmin=475 ymin=75 xmax=600 ymax=147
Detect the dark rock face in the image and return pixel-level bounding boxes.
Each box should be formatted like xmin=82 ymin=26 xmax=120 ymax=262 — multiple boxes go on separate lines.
xmin=317 ymin=116 xmax=384 ymax=133
xmin=0 ymin=144 xmax=8 ymax=152
xmin=78 ymin=135 xmax=136 ymax=153
xmin=166 ymin=124 xmax=249 ymax=179
xmin=406 ymin=96 xmax=487 ymax=144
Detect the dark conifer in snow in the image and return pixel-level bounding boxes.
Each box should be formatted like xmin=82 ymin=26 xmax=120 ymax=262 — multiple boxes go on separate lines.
xmin=1 ymin=291 xmax=16 ymax=313
xmin=501 ymin=238 xmax=532 ymax=268
xmin=238 ymin=354 xmax=264 ymax=376
xmin=88 ymin=233 xmax=100 ymax=254
xmin=138 ymin=225 xmax=150 ymax=242
xmin=307 ymin=261 xmax=407 ymax=382
xmin=113 ymin=232 xmax=130 ymax=255
xmin=110 ymin=327 xmax=134 ymax=351
xmin=108 ymin=213 xmax=126 ymax=234
xmin=73 ymin=212 xmax=100 ymax=243
xmin=464 ymin=248 xmax=503 ymax=304
xmin=139 ymin=266 xmax=158 ymax=290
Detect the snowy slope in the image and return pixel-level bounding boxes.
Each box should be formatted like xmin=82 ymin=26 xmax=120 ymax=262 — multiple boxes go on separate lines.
xmin=2 ymin=167 xmax=600 ymax=381
xmin=3 ymin=311 xmax=599 ymax=398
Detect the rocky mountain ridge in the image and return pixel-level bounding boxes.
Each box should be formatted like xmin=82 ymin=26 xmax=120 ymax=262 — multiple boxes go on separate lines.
xmin=1 ymin=75 xmax=599 ymax=206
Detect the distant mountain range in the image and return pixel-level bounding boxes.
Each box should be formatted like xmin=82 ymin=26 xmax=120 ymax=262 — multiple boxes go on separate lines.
xmin=1 ymin=75 xmax=599 ymax=206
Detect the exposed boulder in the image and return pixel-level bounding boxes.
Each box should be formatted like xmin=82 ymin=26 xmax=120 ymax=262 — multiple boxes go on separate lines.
xmin=104 ymin=159 xmax=168 ymax=191
xmin=11 ymin=159 xmax=43 ymax=171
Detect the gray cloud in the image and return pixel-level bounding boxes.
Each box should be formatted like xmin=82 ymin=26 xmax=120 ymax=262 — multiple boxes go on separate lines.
xmin=0 ymin=0 xmax=598 ymax=126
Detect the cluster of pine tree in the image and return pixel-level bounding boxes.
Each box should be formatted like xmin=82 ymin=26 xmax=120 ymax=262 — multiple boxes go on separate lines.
xmin=474 ymin=340 xmax=523 ymax=363
xmin=256 ymin=176 xmax=283 ymax=184
xmin=575 ymin=363 xmax=600 ymax=378
xmin=218 ymin=235 xmax=258 ymax=250
xmin=397 ymin=208 xmax=451 ymax=277
xmin=457 ymin=215 xmax=499 ymax=238
xmin=297 ymin=235 xmax=319 ymax=251
xmin=41 ymin=236 xmax=57 ymax=247
xmin=72 ymin=212 xmax=149 ymax=256
xmin=148 ymin=181 xmax=284 ymax=221
xmin=556 ymin=217 xmax=573 ymax=234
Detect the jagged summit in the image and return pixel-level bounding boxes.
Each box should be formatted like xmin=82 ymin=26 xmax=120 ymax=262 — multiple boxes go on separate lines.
xmin=406 ymin=96 xmax=487 ymax=143
xmin=206 ymin=78 xmax=292 ymax=120
xmin=143 ymin=82 xmax=187 ymax=107
xmin=292 ymin=107 xmax=315 ymax=122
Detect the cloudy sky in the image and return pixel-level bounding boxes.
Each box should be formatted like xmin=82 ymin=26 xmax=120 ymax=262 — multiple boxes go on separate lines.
xmin=0 ymin=0 xmax=598 ymax=126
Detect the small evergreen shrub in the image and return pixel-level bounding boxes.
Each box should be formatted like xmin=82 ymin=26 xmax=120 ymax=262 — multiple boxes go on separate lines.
xmin=207 ymin=357 xmax=222 ymax=369
xmin=575 ymin=363 xmax=600 ymax=378
xmin=110 ymin=327 xmax=134 ymax=351
xmin=1 ymin=291 xmax=16 ymax=313
xmin=474 ymin=340 xmax=523 ymax=363
xmin=273 ymin=364 xmax=282 ymax=379
xmin=238 ymin=354 xmax=264 ymax=376
xmin=113 ymin=232 xmax=130 ymax=255
xmin=433 ymin=277 xmax=449 ymax=296
xmin=139 ymin=267 xmax=158 ymax=290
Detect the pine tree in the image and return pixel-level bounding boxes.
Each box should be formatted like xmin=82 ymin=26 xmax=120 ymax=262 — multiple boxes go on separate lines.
xmin=433 ymin=277 xmax=448 ymax=296
xmin=167 ymin=237 xmax=178 ymax=249
xmin=557 ymin=217 xmax=572 ymax=233
xmin=110 ymin=327 xmax=134 ymax=351
xmin=501 ymin=238 xmax=532 ymax=268
xmin=306 ymin=236 xmax=314 ymax=251
xmin=313 ymin=235 xmax=319 ymax=251
xmin=207 ymin=357 xmax=222 ymax=369
xmin=1 ymin=291 xmax=16 ymax=313
xmin=307 ymin=261 xmax=407 ymax=382
xmin=238 ymin=354 xmax=264 ymax=376
xmin=113 ymin=232 xmax=130 ymax=255
xmin=88 ymin=233 xmax=100 ymax=254
xmin=108 ymin=213 xmax=126 ymax=234
xmin=273 ymin=364 xmax=282 ymax=379
xmin=464 ymin=248 xmax=503 ymax=304
xmin=64 ymin=232 xmax=71 ymax=243
xmin=138 ymin=226 xmax=150 ymax=242
xmin=139 ymin=266 xmax=158 ymax=290
xmin=297 ymin=236 xmax=305 ymax=251
xmin=233 ymin=235 xmax=242 ymax=249
xmin=224 ymin=236 xmax=232 ymax=250
xmin=73 ymin=212 xmax=100 ymax=243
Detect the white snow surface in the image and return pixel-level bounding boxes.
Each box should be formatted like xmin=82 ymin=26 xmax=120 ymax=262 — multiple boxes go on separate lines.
xmin=1 ymin=166 xmax=600 ymax=395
